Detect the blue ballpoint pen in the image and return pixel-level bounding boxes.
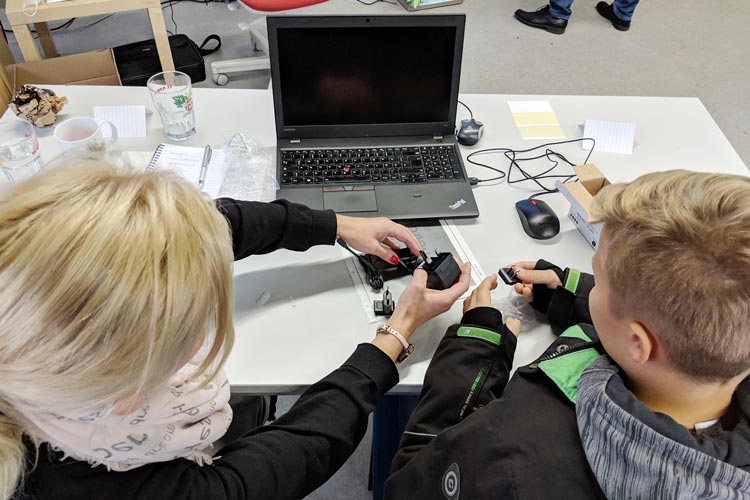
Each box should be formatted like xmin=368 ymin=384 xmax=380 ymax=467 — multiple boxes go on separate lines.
xmin=198 ymin=145 xmax=212 ymax=189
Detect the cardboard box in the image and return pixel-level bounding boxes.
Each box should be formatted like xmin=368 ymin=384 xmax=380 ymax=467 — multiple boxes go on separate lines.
xmin=11 ymin=49 xmax=121 ymax=93
xmin=556 ymin=164 xmax=610 ymax=250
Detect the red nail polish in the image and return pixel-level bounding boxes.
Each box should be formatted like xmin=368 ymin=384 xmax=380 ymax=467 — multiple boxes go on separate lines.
xmin=390 ymin=255 xmax=400 ymax=265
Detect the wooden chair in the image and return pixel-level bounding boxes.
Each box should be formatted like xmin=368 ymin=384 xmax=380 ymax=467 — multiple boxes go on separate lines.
xmin=5 ymin=0 xmax=174 ymax=72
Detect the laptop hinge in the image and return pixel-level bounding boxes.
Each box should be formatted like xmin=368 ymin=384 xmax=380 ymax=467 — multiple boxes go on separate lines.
xmin=290 ymin=138 xmax=301 ymax=144
xmin=433 ymin=134 xmax=444 ymax=142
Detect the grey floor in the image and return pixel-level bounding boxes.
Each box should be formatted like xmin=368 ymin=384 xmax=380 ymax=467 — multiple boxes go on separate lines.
xmin=3 ymin=0 xmax=747 ymax=498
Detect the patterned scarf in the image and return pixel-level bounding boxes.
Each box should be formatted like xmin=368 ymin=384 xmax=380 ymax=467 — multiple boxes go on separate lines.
xmin=19 ymin=348 xmax=232 ymax=471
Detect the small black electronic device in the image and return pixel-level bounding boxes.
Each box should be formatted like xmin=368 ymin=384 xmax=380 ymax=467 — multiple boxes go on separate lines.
xmin=422 ymin=251 xmax=462 ymax=290
xmin=514 ymin=198 xmax=560 ymax=240
xmin=498 ymin=267 xmax=522 ymax=285
xmin=457 ymin=118 xmax=484 ymax=146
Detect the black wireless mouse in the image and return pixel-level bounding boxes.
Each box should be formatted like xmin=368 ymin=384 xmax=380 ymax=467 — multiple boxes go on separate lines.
xmin=515 ymin=199 xmax=560 ymax=240
xmin=457 ymin=118 xmax=484 ymax=146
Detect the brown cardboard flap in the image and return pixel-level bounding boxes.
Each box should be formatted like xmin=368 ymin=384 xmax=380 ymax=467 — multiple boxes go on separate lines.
xmin=12 ymin=49 xmax=121 ymax=93
xmin=573 ymin=164 xmax=609 ymax=196
xmin=565 ymin=181 xmax=595 ymax=211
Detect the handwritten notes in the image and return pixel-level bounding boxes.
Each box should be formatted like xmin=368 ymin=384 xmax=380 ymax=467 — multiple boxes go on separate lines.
xmin=148 ymin=144 xmax=227 ymax=198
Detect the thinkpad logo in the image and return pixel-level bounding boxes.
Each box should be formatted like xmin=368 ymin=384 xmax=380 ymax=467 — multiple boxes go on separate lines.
xmin=449 ymin=199 xmax=466 ymax=210
xmin=442 ymin=462 xmax=461 ymax=500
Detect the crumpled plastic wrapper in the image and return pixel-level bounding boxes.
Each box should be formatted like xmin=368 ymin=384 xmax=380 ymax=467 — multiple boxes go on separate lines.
xmin=9 ymin=85 xmax=68 ymax=127
xmin=492 ymin=289 xmax=541 ymax=333
xmin=218 ymin=132 xmax=279 ymax=202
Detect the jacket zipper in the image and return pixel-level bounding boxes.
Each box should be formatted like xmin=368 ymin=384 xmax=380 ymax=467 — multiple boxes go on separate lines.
xmin=530 ymin=340 xmax=598 ymax=368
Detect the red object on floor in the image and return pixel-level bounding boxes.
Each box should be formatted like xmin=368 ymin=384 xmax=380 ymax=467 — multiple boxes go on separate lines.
xmin=239 ymin=0 xmax=328 ymax=12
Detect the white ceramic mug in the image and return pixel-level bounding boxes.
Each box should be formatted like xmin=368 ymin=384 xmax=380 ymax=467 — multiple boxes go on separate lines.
xmin=54 ymin=117 xmax=118 ymax=152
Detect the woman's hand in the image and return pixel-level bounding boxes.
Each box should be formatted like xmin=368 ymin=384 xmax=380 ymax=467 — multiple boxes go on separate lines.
xmin=336 ymin=214 xmax=421 ymax=264
xmin=463 ymin=274 xmax=521 ymax=337
xmin=511 ymin=261 xmax=562 ymax=302
xmin=373 ymin=263 xmax=471 ymax=362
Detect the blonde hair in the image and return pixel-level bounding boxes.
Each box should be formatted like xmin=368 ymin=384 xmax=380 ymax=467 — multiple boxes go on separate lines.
xmin=0 ymin=152 xmax=235 ymax=498
xmin=589 ymin=169 xmax=750 ymax=382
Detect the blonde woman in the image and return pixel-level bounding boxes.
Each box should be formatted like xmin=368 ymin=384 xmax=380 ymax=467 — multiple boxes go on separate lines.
xmin=0 ymin=155 xmax=470 ymax=500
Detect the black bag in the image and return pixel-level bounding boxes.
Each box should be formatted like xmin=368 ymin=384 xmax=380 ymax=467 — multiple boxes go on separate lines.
xmin=113 ymin=34 xmax=221 ymax=86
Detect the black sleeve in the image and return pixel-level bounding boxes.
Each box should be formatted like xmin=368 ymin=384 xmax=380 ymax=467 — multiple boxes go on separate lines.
xmin=26 ymin=344 xmax=398 ymax=500
xmin=215 ymin=198 xmax=337 ymax=260
xmin=528 ymin=259 xmax=595 ymax=330
xmin=389 ymin=307 xmax=516 ymax=475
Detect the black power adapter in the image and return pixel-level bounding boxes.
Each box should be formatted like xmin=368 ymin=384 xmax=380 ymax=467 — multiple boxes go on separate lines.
xmin=423 ymin=252 xmax=462 ymax=290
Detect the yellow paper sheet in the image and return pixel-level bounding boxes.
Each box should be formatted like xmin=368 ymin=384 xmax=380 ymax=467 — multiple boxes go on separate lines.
xmin=512 ymin=111 xmax=559 ymax=126
xmin=508 ymin=100 xmax=565 ymax=140
xmin=519 ymin=125 xmax=566 ymax=140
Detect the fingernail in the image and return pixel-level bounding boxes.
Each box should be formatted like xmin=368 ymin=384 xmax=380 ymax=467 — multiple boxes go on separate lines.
xmin=390 ymin=255 xmax=400 ymax=265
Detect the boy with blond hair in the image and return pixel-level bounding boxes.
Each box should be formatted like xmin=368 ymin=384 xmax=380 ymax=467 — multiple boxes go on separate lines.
xmin=385 ymin=170 xmax=750 ymax=499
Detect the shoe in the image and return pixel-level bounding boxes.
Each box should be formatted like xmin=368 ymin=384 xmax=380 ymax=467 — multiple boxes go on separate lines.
xmin=596 ymin=2 xmax=631 ymax=31
xmin=514 ymin=5 xmax=568 ymax=35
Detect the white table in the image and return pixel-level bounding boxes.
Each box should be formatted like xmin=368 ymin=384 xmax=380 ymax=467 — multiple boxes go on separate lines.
xmin=3 ymin=86 xmax=747 ymax=394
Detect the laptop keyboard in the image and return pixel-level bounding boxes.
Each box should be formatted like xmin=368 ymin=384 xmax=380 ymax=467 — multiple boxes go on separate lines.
xmin=279 ymin=145 xmax=463 ymax=185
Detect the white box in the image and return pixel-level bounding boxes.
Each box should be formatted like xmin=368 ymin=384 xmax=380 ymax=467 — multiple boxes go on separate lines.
xmin=556 ymin=164 xmax=610 ymax=250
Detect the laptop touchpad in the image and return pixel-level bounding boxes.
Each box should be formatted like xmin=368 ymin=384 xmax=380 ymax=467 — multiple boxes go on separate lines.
xmin=323 ymin=185 xmax=378 ymax=213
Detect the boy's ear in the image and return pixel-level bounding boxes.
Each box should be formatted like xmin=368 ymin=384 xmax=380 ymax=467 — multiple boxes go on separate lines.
xmin=627 ymin=321 xmax=658 ymax=364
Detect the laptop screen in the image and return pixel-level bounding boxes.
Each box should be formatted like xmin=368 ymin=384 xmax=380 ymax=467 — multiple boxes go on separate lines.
xmin=268 ymin=15 xmax=465 ymax=140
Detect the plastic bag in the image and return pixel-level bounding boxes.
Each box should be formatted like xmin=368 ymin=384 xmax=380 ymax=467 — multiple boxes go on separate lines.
xmin=218 ymin=132 xmax=278 ymax=201
xmin=492 ymin=288 xmax=541 ymax=333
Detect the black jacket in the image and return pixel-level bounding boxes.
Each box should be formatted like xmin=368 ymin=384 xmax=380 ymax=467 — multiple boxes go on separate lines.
xmin=385 ymin=260 xmax=606 ymax=499
xmin=21 ymin=199 xmax=400 ymax=500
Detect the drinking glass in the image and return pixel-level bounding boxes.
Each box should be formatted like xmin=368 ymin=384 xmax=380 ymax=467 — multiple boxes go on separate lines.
xmin=147 ymin=71 xmax=196 ymax=141
xmin=0 ymin=119 xmax=44 ymax=183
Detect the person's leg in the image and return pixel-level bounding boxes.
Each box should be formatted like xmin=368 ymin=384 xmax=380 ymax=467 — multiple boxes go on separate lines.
xmin=514 ymin=1 xmax=571 ymax=35
xmin=612 ymin=0 xmax=639 ymax=20
xmin=595 ymin=1 xmax=634 ymax=31
xmin=548 ymin=0 xmax=575 ymax=20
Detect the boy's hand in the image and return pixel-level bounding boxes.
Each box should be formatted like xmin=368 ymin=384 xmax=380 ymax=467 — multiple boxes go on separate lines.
xmin=511 ymin=261 xmax=562 ymax=303
xmin=463 ymin=275 xmax=521 ymax=337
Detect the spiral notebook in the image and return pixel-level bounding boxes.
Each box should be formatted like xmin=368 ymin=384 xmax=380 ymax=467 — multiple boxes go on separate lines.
xmin=147 ymin=143 xmax=227 ymax=198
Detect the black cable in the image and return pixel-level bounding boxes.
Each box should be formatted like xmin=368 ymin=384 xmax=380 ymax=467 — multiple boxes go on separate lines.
xmin=457 ymin=100 xmax=473 ymax=120
xmin=467 ymin=138 xmax=596 ymax=198
xmin=2 ymin=18 xmax=76 ymax=34
xmin=168 ymin=0 xmax=177 ymax=35
xmin=337 ymin=239 xmax=385 ymax=290
xmin=66 ymin=13 xmax=115 ymax=31
xmin=161 ymin=0 xmax=217 ymax=4
xmin=356 ymin=0 xmax=397 ymax=5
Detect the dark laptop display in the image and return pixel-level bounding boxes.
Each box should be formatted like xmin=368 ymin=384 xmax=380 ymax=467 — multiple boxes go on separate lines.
xmin=268 ymin=15 xmax=479 ymax=220
xmin=275 ymin=26 xmax=455 ymax=128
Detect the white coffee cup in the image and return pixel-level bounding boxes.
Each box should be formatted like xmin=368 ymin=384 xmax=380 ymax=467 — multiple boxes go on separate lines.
xmin=54 ymin=117 xmax=118 ymax=152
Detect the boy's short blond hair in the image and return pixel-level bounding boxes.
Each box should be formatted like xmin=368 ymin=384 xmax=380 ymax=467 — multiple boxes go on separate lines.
xmin=589 ymin=170 xmax=750 ymax=382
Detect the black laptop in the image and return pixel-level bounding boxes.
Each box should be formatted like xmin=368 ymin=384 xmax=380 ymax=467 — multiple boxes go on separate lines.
xmin=267 ymin=14 xmax=479 ymax=220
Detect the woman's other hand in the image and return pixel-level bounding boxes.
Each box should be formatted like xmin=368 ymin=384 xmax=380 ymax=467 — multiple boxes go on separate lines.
xmin=336 ymin=214 xmax=421 ymax=264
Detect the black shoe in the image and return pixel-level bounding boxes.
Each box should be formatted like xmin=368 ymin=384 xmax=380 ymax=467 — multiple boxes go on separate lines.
xmin=514 ymin=5 xmax=568 ymax=35
xmin=596 ymin=2 xmax=631 ymax=31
